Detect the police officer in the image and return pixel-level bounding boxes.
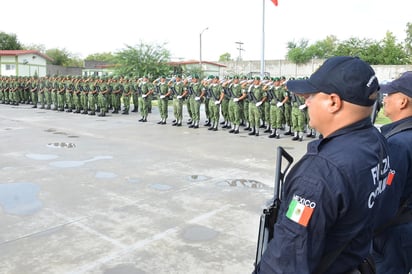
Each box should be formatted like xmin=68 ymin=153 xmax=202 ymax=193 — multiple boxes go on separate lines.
xmin=372 ymin=71 xmax=412 ymax=274
xmin=257 ymin=56 xmax=395 ymax=273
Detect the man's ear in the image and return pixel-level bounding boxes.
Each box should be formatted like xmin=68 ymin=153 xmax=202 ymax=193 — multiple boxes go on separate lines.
xmin=328 ymin=93 xmax=342 ymax=113
xmin=400 ymin=96 xmax=410 ymax=110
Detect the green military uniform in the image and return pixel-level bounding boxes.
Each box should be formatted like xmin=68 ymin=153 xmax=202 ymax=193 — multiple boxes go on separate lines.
xmin=207 ymin=76 xmax=224 ymax=131
xmin=155 ymin=76 xmax=169 ymax=124
xmin=247 ymin=77 xmax=267 ymax=136
xmin=30 ymin=76 xmax=39 ymax=108
xmin=122 ymin=78 xmax=132 ymax=114
xmin=65 ymin=77 xmax=75 ymax=112
xmin=131 ymin=77 xmax=139 ymax=112
xmin=88 ymin=79 xmax=99 ymax=115
xmin=80 ymin=78 xmax=89 ymax=114
xmin=268 ymin=80 xmax=288 ymax=138
xmin=51 ymin=77 xmax=59 ymax=110
xmin=111 ymin=77 xmax=122 ymax=114
xmin=97 ymin=77 xmax=109 ymax=117
xmin=38 ymin=77 xmax=46 ymax=109
xmin=138 ymin=76 xmax=154 ymax=122
xmin=170 ymin=76 xmax=187 ymax=126
xmin=290 ymin=91 xmax=306 ymax=141
xmin=187 ymin=75 xmax=204 ymax=128
xmin=283 ymin=78 xmax=293 ymax=135
xmin=57 ymin=77 xmax=66 ymax=111
xmin=220 ymin=77 xmax=231 ymax=129
xmin=44 ymin=76 xmax=52 ymax=109
xmin=227 ymin=76 xmax=245 ymax=134
xmin=203 ymin=75 xmax=213 ymax=126
xmin=72 ymin=77 xmax=82 ymax=113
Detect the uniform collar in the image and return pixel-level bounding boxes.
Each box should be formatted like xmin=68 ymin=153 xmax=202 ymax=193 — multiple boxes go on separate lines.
xmin=380 ymin=116 xmax=412 ymax=136
xmin=308 ymin=117 xmax=373 ymax=153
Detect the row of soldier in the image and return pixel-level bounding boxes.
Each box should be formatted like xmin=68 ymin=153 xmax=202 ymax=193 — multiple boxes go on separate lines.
xmin=0 ymin=74 xmax=317 ymax=140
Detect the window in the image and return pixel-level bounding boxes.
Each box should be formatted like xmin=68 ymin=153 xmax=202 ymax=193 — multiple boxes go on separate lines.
xmin=5 ymin=64 xmax=15 ymax=70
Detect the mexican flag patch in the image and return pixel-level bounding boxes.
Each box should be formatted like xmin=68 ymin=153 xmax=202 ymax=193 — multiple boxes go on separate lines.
xmin=286 ymin=198 xmax=314 ymax=227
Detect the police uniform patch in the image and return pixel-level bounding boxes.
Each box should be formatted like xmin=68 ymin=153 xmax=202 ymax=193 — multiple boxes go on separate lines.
xmin=286 ymin=197 xmax=314 ymax=227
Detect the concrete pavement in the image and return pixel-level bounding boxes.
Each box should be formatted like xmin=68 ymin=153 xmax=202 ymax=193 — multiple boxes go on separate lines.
xmin=0 ymin=103 xmax=308 ymax=274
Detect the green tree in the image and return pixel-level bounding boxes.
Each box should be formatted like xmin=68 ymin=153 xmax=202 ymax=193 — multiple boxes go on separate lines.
xmin=309 ymin=35 xmax=339 ymax=59
xmin=85 ymin=52 xmax=115 ymax=62
xmin=46 ymin=48 xmax=72 ymax=66
xmin=405 ymin=22 xmax=412 ymax=55
xmin=378 ymin=31 xmax=408 ymax=65
xmin=286 ymin=39 xmax=313 ymax=64
xmin=113 ymin=42 xmax=172 ymax=78
xmin=0 ymin=32 xmax=23 ymax=50
xmin=219 ymin=52 xmax=232 ymax=62
xmin=23 ymin=43 xmax=46 ymax=53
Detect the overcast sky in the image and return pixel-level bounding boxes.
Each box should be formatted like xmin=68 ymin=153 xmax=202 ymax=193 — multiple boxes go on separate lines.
xmin=1 ymin=0 xmax=411 ymax=61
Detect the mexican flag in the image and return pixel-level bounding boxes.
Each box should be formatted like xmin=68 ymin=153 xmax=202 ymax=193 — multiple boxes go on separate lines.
xmin=286 ymin=199 xmax=314 ymax=227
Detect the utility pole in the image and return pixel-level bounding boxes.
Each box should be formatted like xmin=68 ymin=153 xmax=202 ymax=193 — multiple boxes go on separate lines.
xmin=199 ymin=27 xmax=209 ymax=69
xmin=235 ymin=41 xmax=245 ymax=61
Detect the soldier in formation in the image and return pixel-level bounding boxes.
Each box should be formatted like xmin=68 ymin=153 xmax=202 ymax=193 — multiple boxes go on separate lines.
xmin=1 ymin=74 xmax=316 ymax=140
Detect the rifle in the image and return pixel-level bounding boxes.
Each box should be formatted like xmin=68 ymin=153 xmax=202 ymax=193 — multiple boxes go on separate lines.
xmin=370 ymin=94 xmax=382 ymax=124
xmin=206 ymin=86 xmax=219 ymax=101
xmin=254 ymin=146 xmax=294 ymax=272
xmin=248 ymin=89 xmax=258 ymax=104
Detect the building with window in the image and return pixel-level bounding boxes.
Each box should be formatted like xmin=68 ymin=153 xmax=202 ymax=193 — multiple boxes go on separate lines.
xmin=0 ymin=50 xmax=52 ymax=77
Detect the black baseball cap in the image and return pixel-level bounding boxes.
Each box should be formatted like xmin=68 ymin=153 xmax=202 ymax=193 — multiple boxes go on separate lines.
xmin=286 ymin=56 xmax=380 ymax=106
xmin=380 ymin=71 xmax=412 ymax=98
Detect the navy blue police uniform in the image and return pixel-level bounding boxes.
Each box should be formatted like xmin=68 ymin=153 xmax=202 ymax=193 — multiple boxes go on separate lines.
xmin=257 ymin=56 xmax=395 ymax=274
xmin=372 ymin=72 xmax=412 ymax=274
xmin=259 ymin=118 xmax=391 ymax=274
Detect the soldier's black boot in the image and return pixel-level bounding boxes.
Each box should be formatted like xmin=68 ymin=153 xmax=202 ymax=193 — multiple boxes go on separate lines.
xmin=248 ymin=127 xmax=256 ymax=135
xmin=234 ymin=125 xmax=239 ymax=134
xmin=269 ymin=129 xmax=276 ymax=138
xmin=208 ymin=122 xmax=215 ymax=130
xmin=244 ymin=122 xmax=251 ymax=131
xmin=284 ymin=126 xmax=292 ymax=135
xmin=228 ymin=125 xmax=235 ymax=133
xmin=292 ymin=132 xmax=299 ymax=141
xmin=264 ymin=125 xmax=271 ymax=133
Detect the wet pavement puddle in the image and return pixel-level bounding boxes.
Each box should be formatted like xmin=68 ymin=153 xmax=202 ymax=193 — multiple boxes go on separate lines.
xmin=181 ymin=225 xmax=219 ymax=242
xmin=47 ymin=142 xmax=76 ymax=148
xmin=49 ymin=156 xmax=113 ymax=168
xmin=95 ymin=171 xmax=117 ymax=179
xmin=103 ymin=264 xmax=144 ymax=274
xmin=216 ymin=179 xmax=268 ymax=189
xmin=126 ymin=177 xmax=140 ymax=184
xmin=149 ymin=183 xmax=173 ymax=191
xmin=25 ymin=153 xmax=59 ymax=160
xmin=0 ymin=182 xmax=42 ymax=215
xmin=185 ymin=175 xmax=211 ymax=182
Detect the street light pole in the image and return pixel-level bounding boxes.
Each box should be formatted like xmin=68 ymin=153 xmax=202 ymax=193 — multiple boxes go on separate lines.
xmin=199 ymin=27 xmax=209 ymax=69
